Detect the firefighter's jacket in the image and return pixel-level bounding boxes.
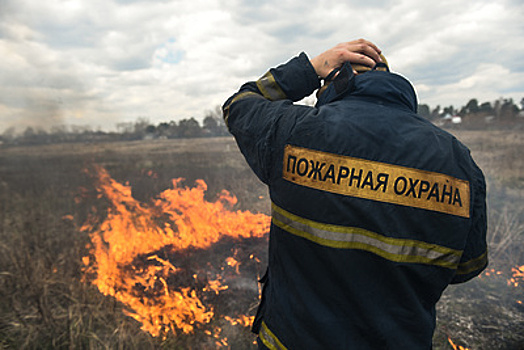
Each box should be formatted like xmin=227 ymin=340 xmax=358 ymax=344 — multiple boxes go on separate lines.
xmin=223 ymin=53 xmax=487 ymax=349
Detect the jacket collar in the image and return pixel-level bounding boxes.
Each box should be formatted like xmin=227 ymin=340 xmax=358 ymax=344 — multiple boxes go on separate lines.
xmin=316 ymin=70 xmax=418 ymax=113
xmin=351 ymin=71 xmax=418 ymax=112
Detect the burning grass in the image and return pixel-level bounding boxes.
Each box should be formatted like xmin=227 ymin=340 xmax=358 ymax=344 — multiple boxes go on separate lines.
xmin=0 ymin=132 xmax=523 ymax=349
xmin=81 ymin=165 xmax=269 ymax=340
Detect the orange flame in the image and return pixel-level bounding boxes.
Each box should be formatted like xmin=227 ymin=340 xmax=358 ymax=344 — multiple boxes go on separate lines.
xmin=481 ymin=268 xmax=503 ymax=277
xmin=508 ymin=265 xmax=524 ymax=288
xmin=448 ymin=337 xmax=471 ymax=350
xmin=81 ymin=166 xmax=270 ymax=338
xmin=226 ymin=256 xmax=241 ymax=274
xmin=225 ymin=315 xmax=255 ymax=327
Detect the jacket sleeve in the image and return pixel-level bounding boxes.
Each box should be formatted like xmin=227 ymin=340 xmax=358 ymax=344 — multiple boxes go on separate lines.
xmin=222 ymin=52 xmax=320 ymax=184
xmin=451 ymin=163 xmax=488 ymax=283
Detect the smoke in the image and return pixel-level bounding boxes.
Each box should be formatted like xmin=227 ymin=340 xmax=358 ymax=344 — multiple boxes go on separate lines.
xmin=0 ymin=0 xmax=93 ymax=133
xmin=15 ymin=92 xmax=65 ymax=131
xmin=0 ymin=73 xmax=84 ymax=134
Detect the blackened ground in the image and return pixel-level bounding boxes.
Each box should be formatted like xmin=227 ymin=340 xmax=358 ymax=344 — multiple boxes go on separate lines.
xmin=0 ymin=133 xmax=522 ymax=349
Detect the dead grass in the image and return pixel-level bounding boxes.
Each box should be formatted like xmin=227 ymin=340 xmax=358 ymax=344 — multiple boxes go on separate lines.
xmin=432 ymin=129 xmax=524 ymax=350
xmin=0 ymin=132 xmax=523 ymax=349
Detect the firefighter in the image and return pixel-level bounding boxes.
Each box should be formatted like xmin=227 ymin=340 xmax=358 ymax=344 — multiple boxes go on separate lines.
xmin=222 ymin=39 xmax=487 ymax=349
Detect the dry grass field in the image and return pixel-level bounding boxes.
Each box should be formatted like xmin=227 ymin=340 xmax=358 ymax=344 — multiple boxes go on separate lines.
xmin=0 ymin=130 xmax=523 ymax=349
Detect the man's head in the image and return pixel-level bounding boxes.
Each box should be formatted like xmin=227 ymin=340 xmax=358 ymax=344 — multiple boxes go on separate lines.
xmin=352 ymin=53 xmax=389 ymax=73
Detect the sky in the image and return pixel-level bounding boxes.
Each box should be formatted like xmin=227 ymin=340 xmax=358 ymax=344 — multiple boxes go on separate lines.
xmin=1 ymin=0 xmax=523 ymax=133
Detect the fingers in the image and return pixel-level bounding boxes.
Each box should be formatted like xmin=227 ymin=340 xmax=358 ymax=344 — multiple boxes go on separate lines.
xmin=349 ymin=38 xmax=381 ymax=58
xmin=341 ymin=39 xmax=382 ymax=67
xmin=310 ymin=39 xmax=383 ymax=78
xmin=345 ymin=52 xmax=377 ymax=70
xmin=311 ymin=39 xmax=381 ymax=78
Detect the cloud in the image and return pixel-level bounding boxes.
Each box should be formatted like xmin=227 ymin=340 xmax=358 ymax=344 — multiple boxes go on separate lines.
xmin=0 ymin=0 xmax=523 ymax=132
xmin=416 ymin=63 xmax=524 ymax=108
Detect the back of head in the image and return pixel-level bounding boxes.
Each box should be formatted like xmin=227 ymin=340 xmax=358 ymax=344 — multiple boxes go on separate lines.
xmin=316 ymin=54 xmax=390 ymax=102
xmin=352 ymin=53 xmax=389 ymax=74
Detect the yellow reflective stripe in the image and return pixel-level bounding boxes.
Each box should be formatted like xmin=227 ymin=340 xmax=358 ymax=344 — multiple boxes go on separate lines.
xmin=256 ymin=71 xmax=287 ymax=100
xmin=259 ymin=321 xmax=288 ymax=350
xmin=223 ymin=91 xmax=264 ymax=126
xmin=456 ymin=250 xmax=488 ymax=275
xmin=272 ymin=203 xmax=462 ymax=269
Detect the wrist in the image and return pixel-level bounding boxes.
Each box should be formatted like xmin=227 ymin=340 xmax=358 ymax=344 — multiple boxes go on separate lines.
xmin=298 ymin=52 xmax=322 ymax=92
xmin=309 ymin=55 xmax=326 ymax=78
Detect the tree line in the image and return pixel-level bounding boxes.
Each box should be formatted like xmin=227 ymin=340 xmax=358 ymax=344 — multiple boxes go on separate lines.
xmin=1 ymin=98 xmax=523 ymax=147
xmin=0 ymin=108 xmax=229 ymax=146
xmin=418 ymin=97 xmax=524 ymax=127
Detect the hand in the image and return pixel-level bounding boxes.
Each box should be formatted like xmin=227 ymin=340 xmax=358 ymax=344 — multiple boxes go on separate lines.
xmin=310 ymin=39 xmax=382 ymax=79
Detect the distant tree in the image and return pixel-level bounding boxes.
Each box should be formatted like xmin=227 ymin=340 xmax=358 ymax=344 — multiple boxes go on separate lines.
xmin=417 ymin=104 xmax=431 ymax=119
xmin=168 ymin=121 xmax=179 ymax=138
xmin=21 ymin=126 xmax=48 ymax=144
xmin=1 ymin=127 xmax=16 ymax=144
xmin=203 ymin=115 xmax=218 ymax=134
xmin=203 ymin=106 xmax=228 ymax=136
xmin=23 ymin=126 xmax=35 ymax=139
xmin=494 ymin=99 xmax=502 ymax=117
xmin=178 ymin=118 xmax=202 ymax=138
xmin=431 ymin=105 xmax=441 ymax=119
xmin=499 ymin=99 xmax=518 ymax=121
xmin=145 ymin=124 xmax=156 ymax=135
xmin=459 ymin=99 xmax=484 ymax=126
xmin=157 ymin=122 xmax=172 ymax=138
xmin=133 ymin=118 xmax=150 ymax=139
xmin=465 ymin=99 xmax=479 ymax=114
xmin=443 ymin=105 xmax=455 ymax=116
xmin=479 ymin=102 xmax=494 ymax=115
xmin=49 ymin=125 xmax=69 ymax=143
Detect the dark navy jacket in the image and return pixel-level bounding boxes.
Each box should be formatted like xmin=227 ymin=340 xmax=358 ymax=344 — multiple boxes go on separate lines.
xmin=223 ymin=53 xmax=487 ymax=349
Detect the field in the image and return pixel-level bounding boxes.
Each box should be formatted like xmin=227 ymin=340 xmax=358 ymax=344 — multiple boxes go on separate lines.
xmin=0 ymin=130 xmax=523 ymax=349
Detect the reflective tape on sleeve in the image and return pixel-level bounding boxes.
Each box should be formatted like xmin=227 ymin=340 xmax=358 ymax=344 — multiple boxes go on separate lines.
xmin=223 ymin=91 xmax=265 ymax=126
xmin=256 ymin=71 xmax=287 ymax=101
xmin=259 ymin=321 xmax=288 ymax=350
xmin=456 ymin=250 xmax=488 ymax=275
xmin=271 ymin=203 xmax=462 ymax=269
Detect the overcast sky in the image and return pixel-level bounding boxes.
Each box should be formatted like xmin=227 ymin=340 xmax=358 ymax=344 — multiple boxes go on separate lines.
xmin=1 ymin=0 xmax=523 ymax=132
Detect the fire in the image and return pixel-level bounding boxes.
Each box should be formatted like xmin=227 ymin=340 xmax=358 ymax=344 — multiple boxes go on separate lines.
xmin=448 ymin=337 xmax=471 ymax=350
xmin=81 ymin=166 xmax=270 ymax=338
xmin=225 ymin=315 xmax=255 ymax=327
xmin=481 ymin=268 xmax=503 ymax=277
xmin=480 ymin=265 xmax=524 ymax=294
xmin=226 ymin=256 xmax=241 ymax=274
xmin=203 ymin=277 xmax=229 ymax=295
xmin=508 ymin=265 xmax=524 ymax=287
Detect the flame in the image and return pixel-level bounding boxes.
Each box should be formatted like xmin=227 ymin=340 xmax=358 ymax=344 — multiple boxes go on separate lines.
xmin=448 ymin=337 xmax=471 ymax=350
xmin=205 ymin=327 xmax=229 ymax=347
xmin=203 ymin=277 xmax=229 ymax=295
xmin=481 ymin=268 xmax=503 ymax=277
xmin=481 ymin=265 xmax=524 ymax=287
xmin=226 ymin=256 xmax=241 ymax=274
xmin=508 ymin=265 xmax=524 ymax=287
xmin=224 ymin=315 xmax=255 ymax=327
xmin=81 ymin=166 xmax=270 ymax=338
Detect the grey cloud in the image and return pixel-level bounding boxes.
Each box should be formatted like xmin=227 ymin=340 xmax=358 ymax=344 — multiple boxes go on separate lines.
xmin=113 ymin=0 xmax=172 ymax=4
xmin=0 ymin=0 xmax=523 ymax=132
